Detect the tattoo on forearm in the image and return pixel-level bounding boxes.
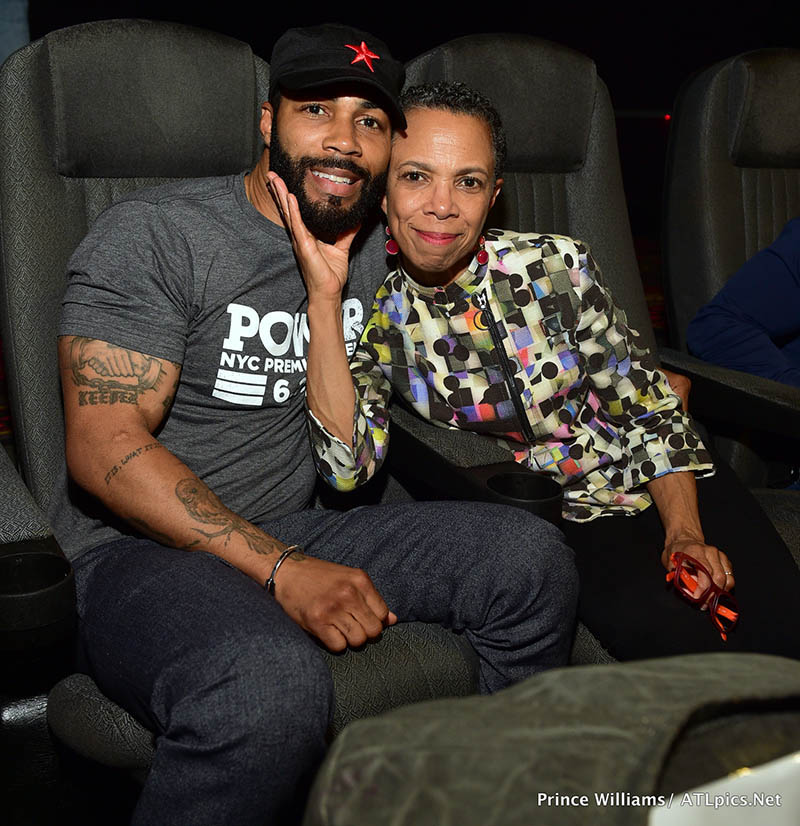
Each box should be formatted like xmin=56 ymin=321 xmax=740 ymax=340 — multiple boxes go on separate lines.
xmin=69 ymin=337 xmax=168 ymax=406
xmin=104 ymin=441 xmax=164 ymax=485
xmin=175 ymin=478 xmax=281 ymax=555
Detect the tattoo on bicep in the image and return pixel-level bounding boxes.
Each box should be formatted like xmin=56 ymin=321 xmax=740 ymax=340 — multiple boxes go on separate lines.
xmin=175 ymin=478 xmax=281 ymax=556
xmin=104 ymin=441 xmax=164 ymax=485
xmin=162 ymin=375 xmax=180 ymax=412
xmin=69 ymin=337 xmax=169 ymax=406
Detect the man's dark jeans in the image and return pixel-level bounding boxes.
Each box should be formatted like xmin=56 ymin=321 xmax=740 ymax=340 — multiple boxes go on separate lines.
xmin=73 ymin=500 xmax=577 ymax=825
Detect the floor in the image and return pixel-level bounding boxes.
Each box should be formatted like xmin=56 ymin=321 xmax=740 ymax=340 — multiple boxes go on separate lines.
xmin=2 ymin=654 xmax=139 ymax=825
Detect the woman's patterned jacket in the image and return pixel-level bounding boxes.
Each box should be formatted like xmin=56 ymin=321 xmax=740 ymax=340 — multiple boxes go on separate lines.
xmin=308 ymin=230 xmax=714 ymax=521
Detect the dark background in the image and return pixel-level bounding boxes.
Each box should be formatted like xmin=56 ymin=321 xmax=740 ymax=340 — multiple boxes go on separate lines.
xmin=22 ymin=1 xmax=800 ymax=337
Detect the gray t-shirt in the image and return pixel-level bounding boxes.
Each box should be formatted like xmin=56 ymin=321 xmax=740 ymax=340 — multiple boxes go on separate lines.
xmin=49 ymin=173 xmax=387 ymax=560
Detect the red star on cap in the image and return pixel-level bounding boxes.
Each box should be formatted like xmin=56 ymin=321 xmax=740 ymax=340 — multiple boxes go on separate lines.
xmin=345 ymin=41 xmax=380 ymax=73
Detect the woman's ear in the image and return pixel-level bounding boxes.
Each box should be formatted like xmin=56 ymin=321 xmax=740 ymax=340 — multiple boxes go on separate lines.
xmin=489 ymin=177 xmax=503 ymax=210
xmin=381 ymin=194 xmax=388 ymax=216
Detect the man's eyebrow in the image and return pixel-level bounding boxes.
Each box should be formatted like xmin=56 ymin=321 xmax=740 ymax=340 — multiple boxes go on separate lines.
xmin=328 ymin=97 xmax=383 ymax=111
xmin=357 ymin=100 xmax=384 ymax=112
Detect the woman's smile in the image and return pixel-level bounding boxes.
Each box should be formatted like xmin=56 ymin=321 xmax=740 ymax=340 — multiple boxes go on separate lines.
xmin=413 ymin=229 xmax=462 ymax=245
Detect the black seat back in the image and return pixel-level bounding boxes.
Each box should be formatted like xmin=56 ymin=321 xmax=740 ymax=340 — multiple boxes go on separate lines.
xmin=0 ymin=19 xmax=269 ymax=508
xmin=406 ymin=34 xmax=653 ymax=351
xmin=663 ymin=48 xmax=800 ymax=351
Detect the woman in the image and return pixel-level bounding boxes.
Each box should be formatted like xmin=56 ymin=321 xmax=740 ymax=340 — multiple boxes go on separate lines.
xmin=269 ymin=82 xmax=800 ymax=661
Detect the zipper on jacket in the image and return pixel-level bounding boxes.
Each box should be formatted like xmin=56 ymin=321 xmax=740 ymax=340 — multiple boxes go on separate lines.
xmin=475 ymin=290 xmax=536 ymax=443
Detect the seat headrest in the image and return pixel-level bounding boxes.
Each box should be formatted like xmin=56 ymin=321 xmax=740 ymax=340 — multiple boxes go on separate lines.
xmin=48 ymin=20 xmax=259 ymax=178
xmin=728 ymin=48 xmax=800 ymax=168
xmin=407 ymin=35 xmax=596 ymax=174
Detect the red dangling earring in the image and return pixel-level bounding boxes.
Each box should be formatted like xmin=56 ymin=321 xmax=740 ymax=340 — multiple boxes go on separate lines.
xmin=385 ymin=226 xmax=399 ymax=255
xmin=476 ymin=235 xmax=489 ymax=265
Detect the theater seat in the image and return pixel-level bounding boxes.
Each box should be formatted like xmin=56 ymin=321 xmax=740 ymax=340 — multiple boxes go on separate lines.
xmin=663 ymin=48 xmax=800 ymax=490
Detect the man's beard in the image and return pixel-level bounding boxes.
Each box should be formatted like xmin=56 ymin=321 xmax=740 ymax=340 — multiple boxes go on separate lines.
xmin=269 ymin=126 xmax=387 ymax=240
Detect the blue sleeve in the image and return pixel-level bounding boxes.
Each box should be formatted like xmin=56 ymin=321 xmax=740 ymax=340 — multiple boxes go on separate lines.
xmin=686 ymin=219 xmax=800 ymax=387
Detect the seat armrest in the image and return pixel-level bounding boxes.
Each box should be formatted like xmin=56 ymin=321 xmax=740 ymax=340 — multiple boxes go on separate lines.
xmin=388 ymin=404 xmax=544 ymax=509
xmin=390 ymin=404 xmax=511 ymax=469
xmin=658 ymin=348 xmax=800 ymax=439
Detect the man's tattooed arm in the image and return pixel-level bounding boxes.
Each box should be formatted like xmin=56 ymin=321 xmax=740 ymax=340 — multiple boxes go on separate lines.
xmin=174 ymin=478 xmax=305 ymax=559
xmin=162 ymin=374 xmax=181 ymax=413
xmin=59 ymin=335 xmax=298 ymax=586
xmin=128 ymin=516 xmax=200 ymax=550
xmin=104 ymin=441 xmax=164 ymax=485
xmin=67 ymin=336 xmax=176 ymax=407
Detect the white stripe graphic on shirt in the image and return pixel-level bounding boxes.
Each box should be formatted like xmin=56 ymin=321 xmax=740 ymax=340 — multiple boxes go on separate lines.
xmin=212 ymin=369 xmax=267 ymax=406
xmin=216 ymin=369 xmax=267 ymax=384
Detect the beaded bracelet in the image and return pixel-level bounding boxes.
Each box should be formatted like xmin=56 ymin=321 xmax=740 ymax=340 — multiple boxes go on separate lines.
xmin=264 ymin=545 xmax=302 ymax=595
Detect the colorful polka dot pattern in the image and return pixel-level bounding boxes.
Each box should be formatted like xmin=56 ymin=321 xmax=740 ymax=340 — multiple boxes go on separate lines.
xmin=308 ymin=231 xmax=714 ymax=521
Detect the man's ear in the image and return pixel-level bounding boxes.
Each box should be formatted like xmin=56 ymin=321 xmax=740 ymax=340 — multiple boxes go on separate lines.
xmin=489 ymin=177 xmax=503 ymax=211
xmin=259 ymin=102 xmax=274 ymax=147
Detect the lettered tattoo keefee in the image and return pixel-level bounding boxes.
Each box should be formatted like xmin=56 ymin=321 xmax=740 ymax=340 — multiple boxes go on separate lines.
xmin=69 ymin=337 xmax=168 ymax=406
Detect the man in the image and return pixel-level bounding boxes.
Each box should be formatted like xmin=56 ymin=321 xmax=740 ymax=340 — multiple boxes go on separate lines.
xmin=52 ymin=24 xmax=577 ymax=825
xmin=688 ymin=218 xmax=800 ymax=389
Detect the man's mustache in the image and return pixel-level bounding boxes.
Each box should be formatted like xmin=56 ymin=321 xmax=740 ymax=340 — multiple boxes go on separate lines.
xmin=297 ymin=156 xmax=370 ymax=182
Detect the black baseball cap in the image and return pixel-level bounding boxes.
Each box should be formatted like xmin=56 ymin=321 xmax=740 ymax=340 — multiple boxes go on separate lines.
xmin=269 ymin=24 xmax=406 ymax=130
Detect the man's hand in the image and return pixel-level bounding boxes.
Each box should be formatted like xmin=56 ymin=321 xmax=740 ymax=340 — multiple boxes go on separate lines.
xmin=266 ymin=171 xmax=358 ymax=303
xmin=272 ymin=552 xmax=398 ymax=651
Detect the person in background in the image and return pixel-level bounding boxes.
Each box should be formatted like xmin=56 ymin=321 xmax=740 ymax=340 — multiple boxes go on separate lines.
xmin=0 ymin=0 xmax=28 ymax=65
xmin=688 ymin=218 xmax=800 ymax=388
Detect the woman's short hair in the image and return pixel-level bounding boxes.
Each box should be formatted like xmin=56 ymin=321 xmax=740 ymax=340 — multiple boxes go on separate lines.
xmin=399 ymin=81 xmax=507 ymax=180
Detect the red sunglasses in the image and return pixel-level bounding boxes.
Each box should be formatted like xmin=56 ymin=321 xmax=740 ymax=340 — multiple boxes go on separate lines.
xmin=665 ymin=551 xmax=739 ymax=641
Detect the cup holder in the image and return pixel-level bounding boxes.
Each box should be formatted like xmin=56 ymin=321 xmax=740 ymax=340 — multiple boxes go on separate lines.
xmin=0 ymin=551 xmax=76 ymax=651
xmin=486 ymin=472 xmax=563 ymax=525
